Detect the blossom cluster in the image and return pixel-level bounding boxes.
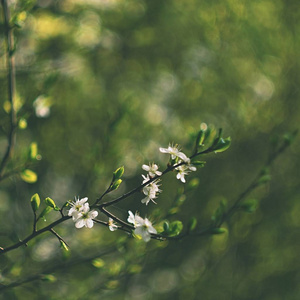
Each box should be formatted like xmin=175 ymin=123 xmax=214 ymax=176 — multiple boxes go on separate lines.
xmin=68 ymin=197 xmax=98 ymax=228
xmin=140 ymin=144 xmax=196 ymax=205
xmin=160 ymin=144 xmax=196 ymax=183
xmin=128 ymin=211 xmax=157 ymax=242
xmin=68 ymin=143 xmax=196 ymax=243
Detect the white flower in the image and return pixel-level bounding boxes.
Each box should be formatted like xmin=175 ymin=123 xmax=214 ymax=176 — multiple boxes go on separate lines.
xmin=128 ymin=210 xmax=144 ymax=227
xmin=68 ymin=197 xmax=89 ymax=221
xmin=74 ymin=204 xmax=98 ymax=228
xmin=142 ymin=163 xmax=162 ymax=177
xmin=134 ymin=218 xmax=157 ymax=242
xmin=159 ymin=144 xmax=190 ymax=162
xmin=175 ymin=162 xmax=197 ymax=183
xmin=141 ymin=175 xmax=161 ymax=205
xmin=33 ymin=95 xmax=51 ymax=118
xmin=108 ymin=218 xmax=118 ymax=231
xmin=127 ymin=211 xmax=157 ymax=242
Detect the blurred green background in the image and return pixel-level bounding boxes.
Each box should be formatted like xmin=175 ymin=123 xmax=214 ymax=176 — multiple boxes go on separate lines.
xmin=0 ymin=0 xmax=299 ymax=299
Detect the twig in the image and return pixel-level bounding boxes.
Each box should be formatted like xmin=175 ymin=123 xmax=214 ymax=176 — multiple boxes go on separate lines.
xmin=0 ymin=0 xmax=17 ymax=178
xmin=0 ymin=216 xmax=70 ymax=255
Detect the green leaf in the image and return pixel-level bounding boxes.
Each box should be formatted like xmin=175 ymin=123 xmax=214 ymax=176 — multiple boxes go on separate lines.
xmin=111 ymin=179 xmax=122 ymax=191
xmin=45 ymin=197 xmax=57 ymax=209
xmin=168 ymin=207 xmax=179 ymax=215
xmin=238 ymin=199 xmax=258 ymax=213
xmin=163 ymin=221 xmax=169 ymax=233
xmin=257 ymin=175 xmax=271 ymax=185
xmin=113 ymin=166 xmax=124 ymax=180
xmin=38 ymin=206 xmax=53 ymax=221
xmin=92 ymin=258 xmax=105 ymax=268
xmin=195 ymin=129 xmax=206 ymax=151
xmin=187 ymin=178 xmax=200 ymax=189
xmin=30 ymin=193 xmax=40 ymax=212
xmin=211 ymin=228 xmax=227 ymax=235
xmin=191 ymin=161 xmax=206 ymax=167
xmin=30 ymin=142 xmax=38 ymax=159
xmin=168 ymin=220 xmax=183 ymax=236
xmin=60 ymin=240 xmax=69 ymax=251
xmin=211 ymin=199 xmax=227 ymax=225
xmin=41 ymin=274 xmax=57 ymax=282
xmin=21 ymin=169 xmax=37 ymax=183
xmin=213 ymin=137 xmax=231 ymax=153
xmin=187 ymin=217 xmax=197 ymax=231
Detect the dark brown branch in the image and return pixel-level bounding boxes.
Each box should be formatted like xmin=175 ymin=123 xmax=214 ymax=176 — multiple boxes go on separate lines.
xmin=0 ymin=216 xmax=71 ymax=255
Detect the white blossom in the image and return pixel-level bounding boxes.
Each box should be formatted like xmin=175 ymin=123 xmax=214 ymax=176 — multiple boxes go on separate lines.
xmin=128 ymin=210 xmax=144 ymax=227
xmin=134 ymin=218 xmax=157 ymax=242
xmin=74 ymin=204 xmax=98 ymax=228
xmin=108 ymin=218 xmax=118 ymax=231
xmin=68 ymin=197 xmax=89 ymax=221
xmin=127 ymin=211 xmax=157 ymax=242
xmin=142 ymin=163 xmax=162 ymax=177
xmin=141 ymin=175 xmax=161 ymax=205
xmin=175 ymin=162 xmax=197 ymax=183
xmin=159 ymin=144 xmax=190 ymax=162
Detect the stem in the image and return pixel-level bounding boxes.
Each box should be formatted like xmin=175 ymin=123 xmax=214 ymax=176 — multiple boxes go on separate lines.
xmin=0 ymin=216 xmax=70 ymax=255
xmin=0 ymin=0 xmax=17 ymax=178
xmin=49 ymin=228 xmax=69 ymax=248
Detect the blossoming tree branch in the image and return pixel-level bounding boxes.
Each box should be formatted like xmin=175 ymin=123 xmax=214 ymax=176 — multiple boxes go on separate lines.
xmin=0 ymin=0 xmax=297 ymax=270
xmin=0 ymin=126 xmax=232 ymax=253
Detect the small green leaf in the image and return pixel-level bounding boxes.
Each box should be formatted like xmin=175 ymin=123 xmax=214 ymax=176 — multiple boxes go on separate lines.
xmin=61 ymin=201 xmax=70 ymax=209
xmin=113 ymin=166 xmax=124 ymax=180
xmin=45 ymin=197 xmax=57 ymax=209
xmin=187 ymin=178 xmax=200 ymax=190
xmin=92 ymin=258 xmax=105 ymax=268
xmin=213 ymin=137 xmax=231 ymax=153
xmin=168 ymin=221 xmax=183 ymax=236
xmin=60 ymin=240 xmax=69 ymax=251
xmin=195 ymin=129 xmax=206 ymax=151
xmin=18 ymin=118 xmax=27 ymax=129
xmin=30 ymin=193 xmax=40 ymax=212
xmin=211 ymin=200 xmax=227 ymax=225
xmin=211 ymin=228 xmax=227 ymax=235
xmin=191 ymin=161 xmax=206 ymax=167
xmin=257 ymin=175 xmax=271 ymax=185
xmin=168 ymin=207 xmax=179 ymax=215
xmin=238 ymin=199 xmax=258 ymax=213
xmin=111 ymin=179 xmax=122 ymax=191
xmin=187 ymin=217 xmax=197 ymax=231
xmin=21 ymin=169 xmax=37 ymax=183
xmin=30 ymin=142 xmax=38 ymax=159
xmin=163 ymin=221 xmax=169 ymax=233
xmin=38 ymin=206 xmax=53 ymax=221
xmin=41 ymin=274 xmax=57 ymax=282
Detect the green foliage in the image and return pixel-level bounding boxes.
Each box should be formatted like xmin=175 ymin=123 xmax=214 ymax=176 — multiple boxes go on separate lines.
xmin=111 ymin=179 xmax=122 ymax=191
xmin=210 ymin=228 xmax=227 ymax=235
xmin=187 ymin=217 xmax=197 ymax=231
xmin=37 ymin=206 xmax=53 ymax=221
xmin=44 ymin=197 xmax=57 ymax=209
xmin=167 ymin=220 xmax=184 ymax=237
xmin=20 ymin=169 xmax=37 ymax=183
xmin=0 ymin=0 xmax=299 ymax=299
xmin=113 ymin=166 xmax=125 ymax=180
xmin=239 ymin=199 xmax=259 ymax=213
xmin=30 ymin=193 xmax=40 ymax=212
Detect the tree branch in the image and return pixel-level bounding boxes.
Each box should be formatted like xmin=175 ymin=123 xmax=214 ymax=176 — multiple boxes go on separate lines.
xmin=0 ymin=0 xmax=17 ymax=178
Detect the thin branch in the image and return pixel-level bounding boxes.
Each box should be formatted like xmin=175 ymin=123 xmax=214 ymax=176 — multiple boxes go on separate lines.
xmin=0 ymin=216 xmax=70 ymax=255
xmin=49 ymin=228 xmax=70 ymax=249
xmin=0 ymin=0 xmax=17 ymax=178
